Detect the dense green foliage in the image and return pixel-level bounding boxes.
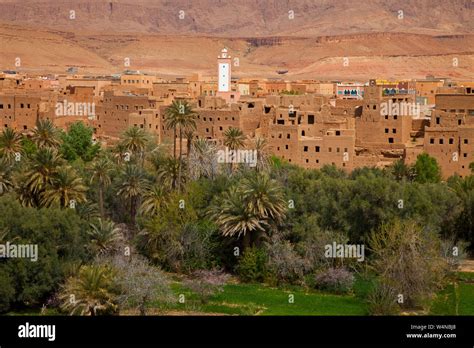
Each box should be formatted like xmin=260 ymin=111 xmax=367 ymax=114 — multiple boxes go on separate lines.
xmin=0 ymin=119 xmax=472 ymax=315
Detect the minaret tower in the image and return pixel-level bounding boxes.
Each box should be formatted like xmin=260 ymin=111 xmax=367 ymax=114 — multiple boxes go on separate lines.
xmin=217 ymin=48 xmax=231 ymax=93
xmin=216 ymin=48 xmax=240 ymax=104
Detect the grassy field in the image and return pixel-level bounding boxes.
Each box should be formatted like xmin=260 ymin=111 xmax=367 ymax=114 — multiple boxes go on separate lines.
xmin=430 ymin=272 xmax=474 ymax=315
xmin=154 ymin=276 xmax=373 ymax=316
xmin=6 ymin=273 xmax=474 ymax=316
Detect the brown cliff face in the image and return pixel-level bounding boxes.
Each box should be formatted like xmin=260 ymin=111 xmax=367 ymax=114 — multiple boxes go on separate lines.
xmin=0 ymin=0 xmax=473 ymax=78
xmin=0 ymin=0 xmax=472 ymax=36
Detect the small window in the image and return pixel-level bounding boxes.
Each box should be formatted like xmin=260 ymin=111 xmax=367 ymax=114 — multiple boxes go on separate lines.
xmin=385 ymin=128 xmax=389 ymax=134
xmin=439 ymin=139 xmax=444 ymax=144
xmin=430 ymin=138 xmax=434 ymax=144
xmin=392 ymin=129 xmax=396 ymax=134
xmin=449 ymin=138 xmax=454 ymax=144
xmin=304 ymin=146 xmax=308 ymax=152
xmin=464 ymin=139 xmax=468 ymax=144
xmin=308 ymin=115 xmax=314 ymax=124
xmin=388 ymin=138 xmax=394 ymax=143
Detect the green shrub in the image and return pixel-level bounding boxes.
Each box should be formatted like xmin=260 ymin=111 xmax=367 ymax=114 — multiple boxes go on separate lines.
xmin=0 ymin=267 xmax=15 ymax=312
xmin=314 ymin=267 xmax=354 ymax=294
xmin=236 ymin=247 xmax=267 ymax=283
xmin=367 ymin=283 xmax=400 ymax=315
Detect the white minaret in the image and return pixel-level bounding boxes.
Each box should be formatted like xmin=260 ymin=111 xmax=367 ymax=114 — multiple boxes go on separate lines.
xmin=217 ymin=48 xmax=231 ymax=93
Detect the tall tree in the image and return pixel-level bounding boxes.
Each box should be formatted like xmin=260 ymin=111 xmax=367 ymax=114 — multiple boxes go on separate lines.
xmin=164 ymin=100 xmax=196 ymax=192
xmin=223 ymin=127 xmax=246 ymax=173
xmin=0 ymin=158 xmax=14 ymax=195
xmin=414 ymin=153 xmax=441 ymax=183
xmin=24 ymin=148 xmax=63 ymax=197
xmin=120 ymin=126 xmax=150 ymax=166
xmin=209 ymin=173 xmax=287 ymax=248
xmin=117 ymin=164 xmax=147 ymax=226
xmin=60 ymin=121 xmax=100 ymax=162
xmin=139 ymin=184 xmax=169 ymax=216
xmin=90 ymin=156 xmax=113 ymax=218
xmin=41 ymin=166 xmax=87 ymax=208
xmin=0 ymin=128 xmax=23 ymax=164
xmin=190 ymin=138 xmax=218 ymax=179
xmin=31 ymin=119 xmax=61 ymax=149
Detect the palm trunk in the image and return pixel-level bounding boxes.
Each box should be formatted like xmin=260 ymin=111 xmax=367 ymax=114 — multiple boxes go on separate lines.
xmin=98 ymin=185 xmax=105 ymax=218
xmin=243 ymin=232 xmax=251 ymax=250
xmin=173 ymin=127 xmax=177 ymax=160
xmin=130 ymin=196 xmax=136 ymax=226
xmin=178 ymin=126 xmax=183 ymax=193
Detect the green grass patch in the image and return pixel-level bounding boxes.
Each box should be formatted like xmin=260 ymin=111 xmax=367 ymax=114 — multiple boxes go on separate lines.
xmin=163 ymin=282 xmax=367 ymax=316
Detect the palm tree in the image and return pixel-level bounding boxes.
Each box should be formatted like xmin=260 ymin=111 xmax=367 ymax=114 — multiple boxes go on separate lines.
xmin=0 ymin=128 xmax=23 ymax=164
xmin=184 ymin=128 xmax=194 ymax=177
xmin=87 ymin=219 xmax=123 ymax=256
xmin=120 ymin=126 xmax=149 ymax=166
xmin=24 ymin=147 xmax=63 ymax=196
xmin=190 ymin=138 xmax=218 ymax=179
xmin=59 ymin=264 xmax=119 ymax=316
xmin=209 ymin=173 xmax=287 ymax=248
xmin=0 ymin=158 xmax=14 ymax=195
xmin=31 ymin=119 xmax=61 ymax=149
xmin=90 ymin=156 xmax=113 ymax=218
xmin=117 ymin=164 xmax=148 ymax=225
xmin=164 ymin=100 xmax=196 ymax=191
xmin=223 ymin=127 xmax=246 ymax=172
xmin=41 ymin=166 xmax=87 ymax=208
xmin=209 ymin=186 xmax=267 ymax=249
xmin=75 ymin=201 xmax=100 ymax=221
xmin=241 ymin=174 xmax=287 ymax=227
xmin=223 ymin=127 xmax=246 ymax=150
xmin=139 ymin=184 xmax=169 ymax=216
xmin=250 ymin=136 xmax=270 ymax=172
xmin=156 ymin=157 xmax=185 ymax=191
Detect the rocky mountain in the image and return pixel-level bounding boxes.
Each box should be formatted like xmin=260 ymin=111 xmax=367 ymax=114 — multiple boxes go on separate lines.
xmin=0 ymin=0 xmax=473 ymax=79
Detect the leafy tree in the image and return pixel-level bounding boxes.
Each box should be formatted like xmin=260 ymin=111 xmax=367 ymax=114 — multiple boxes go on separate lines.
xmin=0 ymin=196 xmax=89 ymax=311
xmin=60 ymin=122 xmax=100 ymax=162
xmin=450 ymin=175 xmax=474 ymax=250
xmin=414 ymin=153 xmax=441 ymax=183
xmin=111 ymin=255 xmax=174 ymax=315
xmin=369 ymin=219 xmax=448 ymax=309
